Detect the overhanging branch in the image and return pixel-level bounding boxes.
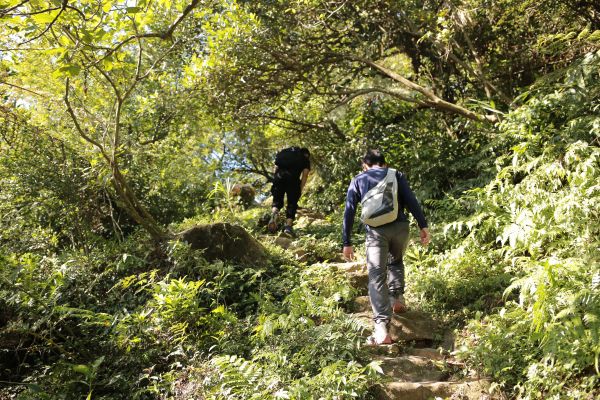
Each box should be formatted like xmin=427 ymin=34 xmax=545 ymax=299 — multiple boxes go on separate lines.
xmin=89 ymin=0 xmax=200 ymax=67
xmin=343 ymin=54 xmax=489 ymax=122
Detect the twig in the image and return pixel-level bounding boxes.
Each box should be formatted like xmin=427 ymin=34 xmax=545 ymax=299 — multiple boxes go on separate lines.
xmin=18 ymin=0 xmax=67 ymax=46
xmin=0 ymin=81 xmax=45 ymax=96
xmin=64 ymin=78 xmax=110 ymax=162
xmin=88 ymin=0 xmax=200 ymax=67
xmin=0 ymin=0 xmax=30 ymax=15
xmin=5 ymin=6 xmax=60 ymax=16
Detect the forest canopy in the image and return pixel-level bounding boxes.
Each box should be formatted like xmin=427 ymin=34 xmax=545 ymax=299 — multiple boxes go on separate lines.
xmin=1 ymin=0 xmax=599 ymax=399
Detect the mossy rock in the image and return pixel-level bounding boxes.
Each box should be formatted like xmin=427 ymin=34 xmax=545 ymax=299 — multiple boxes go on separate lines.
xmin=179 ymin=223 xmax=268 ymax=265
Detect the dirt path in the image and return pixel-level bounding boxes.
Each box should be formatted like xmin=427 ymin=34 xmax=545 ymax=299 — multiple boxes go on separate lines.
xmin=270 ymin=209 xmax=499 ymax=399
xmin=332 ymin=260 xmax=495 ymax=400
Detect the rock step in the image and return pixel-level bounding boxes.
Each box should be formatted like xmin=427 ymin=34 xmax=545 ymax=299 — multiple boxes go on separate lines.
xmin=405 ymin=347 xmax=448 ymax=362
xmin=364 ymin=345 xmax=450 ymax=360
xmin=352 ymin=310 xmax=438 ymax=343
xmin=372 ymin=379 xmax=492 ymax=400
xmin=329 ymin=261 xmax=365 ymax=273
xmin=373 ymin=355 xmax=448 ymax=382
xmin=350 ymin=295 xmax=371 ymax=313
xmin=351 ymin=296 xmax=457 ymax=352
xmin=330 ymin=261 xmax=369 ymax=294
xmin=295 ymin=208 xmax=325 ymax=220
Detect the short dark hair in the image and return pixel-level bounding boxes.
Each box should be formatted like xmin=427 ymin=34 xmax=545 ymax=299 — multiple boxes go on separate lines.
xmin=300 ymin=147 xmax=310 ymax=157
xmin=362 ymin=149 xmax=386 ymax=166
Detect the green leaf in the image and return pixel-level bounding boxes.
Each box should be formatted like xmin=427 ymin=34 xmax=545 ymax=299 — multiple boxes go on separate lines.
xmin=587 ymin=30 xmax=600 ymax=42
xmin=367 ymin=361 xmax=384 ymax=375
xmin=52 ymin=64 xmax=81 ymax=78
xmin=212 ymin=305 xmax=226 ymax=314
xmin=72 ymin=364 xmax=90 ymax=376
xmin=32 ymin=10 xmax=59 ymax=24
xmin=101 ymin=59 xmax=115 ymax=71
xmin=92 ymin=356 xmax=105 ymax=369
xmin=27 ymin=384 xmax=43 ymax=393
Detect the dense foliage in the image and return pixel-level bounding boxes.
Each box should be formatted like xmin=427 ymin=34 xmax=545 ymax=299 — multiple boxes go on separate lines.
xmin=1 ymin=0 xmax=599 ymax=398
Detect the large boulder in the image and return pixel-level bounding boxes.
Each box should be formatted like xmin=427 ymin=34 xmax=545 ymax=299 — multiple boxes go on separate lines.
xmin=230 ymin=184 xmax=256 ymax=209
xmin=179 ymin=223 xmax=268 ymax=265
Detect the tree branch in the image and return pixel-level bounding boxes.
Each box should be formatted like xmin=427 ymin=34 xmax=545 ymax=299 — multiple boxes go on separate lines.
xmin=345 ymin=54 xmax=489 ymax=122
xmin=255 ymin=114 xmax=325 ymax=130
xmin=233 ymin=167 xmax=274 ymax=182
xmin=18 ymin=0 xmax=66 ymax=46
xmin=64 ymin=78 xmax=110 ymax=162
xmin=5 ymin=6 xmax=60 ymax=16
xmin=0 ymin=81 xmax=45 ymax=96
xmin=65 ymin=4 xmax=86 ymax=20
xmin=88 ymin=0 xmax=200 ymax=67
xmin=0 ymin=0 xmax=30 ymax=15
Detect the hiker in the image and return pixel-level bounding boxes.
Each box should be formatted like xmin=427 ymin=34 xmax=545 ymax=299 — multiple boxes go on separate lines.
xmin=268 ymin=147 xmax=311 ymax=237
xmin=342 ymin=149 xmax=430 ymax=345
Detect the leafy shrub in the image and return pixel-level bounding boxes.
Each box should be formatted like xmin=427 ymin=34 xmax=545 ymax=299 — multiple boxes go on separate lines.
xmin=201 ymin=264 xmax=379 ymax=398
xmin=414 ymin=51 xmax=600 ymax=399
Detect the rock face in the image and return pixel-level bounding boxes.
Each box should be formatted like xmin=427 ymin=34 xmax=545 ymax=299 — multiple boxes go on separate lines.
xmin=230 ymin=184 xmax=256 ymax=209
xmin=179 ymin=223 xmax=268 ymax=265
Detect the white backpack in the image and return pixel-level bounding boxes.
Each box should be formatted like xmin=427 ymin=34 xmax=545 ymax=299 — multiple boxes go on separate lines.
xmin=360 ymin=168 xmax=399 ymax=227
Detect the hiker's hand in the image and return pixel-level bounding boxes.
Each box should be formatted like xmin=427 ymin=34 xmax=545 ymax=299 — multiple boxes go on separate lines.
xmin=420 ymin=228 xmax=431 ymax=246
xmin=343 ymin=245 xmax=354 ymax=261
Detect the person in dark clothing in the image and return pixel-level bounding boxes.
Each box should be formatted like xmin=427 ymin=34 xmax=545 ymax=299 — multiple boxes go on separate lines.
xmin=342 ymin=149 xmax=430 ymax=344
xmin=268 ymin=147 xmax=311 ymax=237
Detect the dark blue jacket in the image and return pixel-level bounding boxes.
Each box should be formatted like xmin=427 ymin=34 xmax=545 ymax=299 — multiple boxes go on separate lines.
xmin=342 ymin=167 xmax=428 ymax=246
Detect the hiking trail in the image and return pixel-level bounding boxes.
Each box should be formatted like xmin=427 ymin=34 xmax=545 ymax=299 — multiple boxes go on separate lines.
xmin=271 ymin=209 xmax=498 ymax=400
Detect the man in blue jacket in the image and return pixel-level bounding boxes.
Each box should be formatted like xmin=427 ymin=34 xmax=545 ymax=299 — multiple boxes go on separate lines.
xmin=342 ymin=150 xmax=430 ymax=344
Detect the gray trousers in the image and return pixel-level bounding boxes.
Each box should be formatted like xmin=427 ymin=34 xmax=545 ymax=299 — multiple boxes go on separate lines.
xmin=365 ymin=221 xmax=410 ymax=324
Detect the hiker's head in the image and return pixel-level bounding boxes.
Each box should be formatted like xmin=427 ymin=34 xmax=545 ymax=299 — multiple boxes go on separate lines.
xmin=362 ymin=150 xmax=386 ymax=168
xmin=300 ymin=147 xmax=310 ymax=158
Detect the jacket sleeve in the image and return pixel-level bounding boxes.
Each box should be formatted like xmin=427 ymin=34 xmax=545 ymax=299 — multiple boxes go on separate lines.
xmin=342 ymin=177 xmax=361 ymax=246
xmin=397 ymin=172 xmax=428 ymax=229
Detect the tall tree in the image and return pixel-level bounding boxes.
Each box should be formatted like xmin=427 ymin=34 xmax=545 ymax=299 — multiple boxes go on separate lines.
xmin=0 ymin=0 xmax=211 ymax=241
xmin=197 ymin=0 xmax=597 ymax=130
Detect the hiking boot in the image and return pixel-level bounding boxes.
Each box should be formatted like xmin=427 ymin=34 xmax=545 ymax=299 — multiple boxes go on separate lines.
xmin=282 ymin=225 xmax=296 ymax=238
xmin=391 ymin=294 xmax=407 ymax=314
xmin=366 ymin=321 xmax=392 ymax=345
xmin=267 ymin=213 xmax=278 ymax=233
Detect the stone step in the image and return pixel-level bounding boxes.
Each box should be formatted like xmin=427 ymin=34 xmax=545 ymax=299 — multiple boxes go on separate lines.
xmin=351 ymin=295 xmax=415 ymax=314
xmin=372 ymin=379 xmax=493 ymax=400
xmin=330 ymin=261 xmax=369 ymax=294
xmin=405 ymin=347 xmax=448 ymax=362
xmin=353 ymin=310 xmax=439 ymax=343
xmin=330 ymin=261 xmax=366 ymax=273
xmin=295 ymin=209 xmax=325 ymax=219
xmin=350 ymin=295 xmax=371 ymax=313
xmin=273 ymin=235 xmax=294 ymax=249
xmin=364 ymin=343 xmax=403 ymax=357
xmin=373 ymin=355 xmax=448 ymax=382
xmin=365 ymin=345 xmax=451 ymax=361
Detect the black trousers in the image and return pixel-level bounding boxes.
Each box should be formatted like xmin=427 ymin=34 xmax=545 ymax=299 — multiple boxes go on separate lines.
xmin=271 ymin=173 xmax=301 ymax=220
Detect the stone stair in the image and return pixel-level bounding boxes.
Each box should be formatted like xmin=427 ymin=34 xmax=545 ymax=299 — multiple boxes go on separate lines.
xmin=330 ymin=260 xmax=496 ymax=400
